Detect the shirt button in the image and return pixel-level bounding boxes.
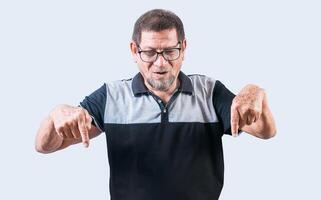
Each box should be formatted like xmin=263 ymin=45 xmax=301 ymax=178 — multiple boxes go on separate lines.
xmin=158 ymin=100 xmax=162 ymax=103
xmin=163 ymin=109 xmax=167 ymax=113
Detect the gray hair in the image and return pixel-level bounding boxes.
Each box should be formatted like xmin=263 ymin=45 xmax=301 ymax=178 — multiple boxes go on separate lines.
xmin=132 ymin=9 xmax=185 ymax=45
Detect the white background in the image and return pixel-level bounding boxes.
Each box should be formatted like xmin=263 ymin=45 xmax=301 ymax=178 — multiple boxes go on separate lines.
xmin=1 ymin=0 xmax=320 ymax=199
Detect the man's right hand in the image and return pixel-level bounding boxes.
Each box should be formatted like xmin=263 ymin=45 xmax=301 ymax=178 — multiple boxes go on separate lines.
xmin=49 ymin=105 xmax=93 ymax=148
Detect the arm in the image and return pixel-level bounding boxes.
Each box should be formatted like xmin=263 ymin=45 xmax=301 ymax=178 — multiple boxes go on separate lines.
xmin=231 ymin=84 xmax=277 ymax=139
xmin=35 ymin=104 xmax=102 ymax=154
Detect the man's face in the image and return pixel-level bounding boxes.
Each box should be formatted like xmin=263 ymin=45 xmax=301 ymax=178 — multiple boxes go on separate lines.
xmin=130 ymin=29 xmax=186 ymax=91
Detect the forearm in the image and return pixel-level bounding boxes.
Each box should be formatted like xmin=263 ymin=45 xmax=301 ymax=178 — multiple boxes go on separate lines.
xmin=35 ymin=116 xmax=63 ymax=153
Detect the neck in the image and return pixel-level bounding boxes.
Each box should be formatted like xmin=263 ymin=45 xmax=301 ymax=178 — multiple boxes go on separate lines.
xmin=146 ymin=79 xmax=180 ymax=104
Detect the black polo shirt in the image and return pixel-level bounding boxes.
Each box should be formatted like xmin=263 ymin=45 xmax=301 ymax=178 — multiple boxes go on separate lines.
xmin=80 ymin=71 xmax=236 ymax=200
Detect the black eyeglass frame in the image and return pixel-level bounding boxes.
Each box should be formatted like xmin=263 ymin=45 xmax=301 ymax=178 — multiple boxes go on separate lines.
xmin=137 ymin=41 xmax=182 ymax=63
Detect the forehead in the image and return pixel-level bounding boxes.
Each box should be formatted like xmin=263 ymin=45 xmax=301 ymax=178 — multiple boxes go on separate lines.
xmin=140 ymin=29 xmax=178 ymax=49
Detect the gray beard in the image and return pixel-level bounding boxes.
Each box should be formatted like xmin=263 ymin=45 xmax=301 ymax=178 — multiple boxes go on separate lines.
xmin=147 ymin=75 xmax=176 ymax=91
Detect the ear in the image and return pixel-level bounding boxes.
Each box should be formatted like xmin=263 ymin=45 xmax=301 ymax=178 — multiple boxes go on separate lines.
xmin=181 ymin=39 xmax=187 ymax=60
xmin=130 ymin=41 xmax=139 ymax=63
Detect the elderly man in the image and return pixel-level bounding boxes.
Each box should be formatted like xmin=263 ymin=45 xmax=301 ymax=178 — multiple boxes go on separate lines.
xmin=35 ymin=9 xmax=276 ymax=200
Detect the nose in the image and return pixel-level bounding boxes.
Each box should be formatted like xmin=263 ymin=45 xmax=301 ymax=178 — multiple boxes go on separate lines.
xmin=153 ymin=53 xmax=167 ymax=67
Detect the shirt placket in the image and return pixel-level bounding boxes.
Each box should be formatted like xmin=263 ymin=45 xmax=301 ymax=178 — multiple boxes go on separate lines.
xmin=149 ymin=90 xmax=180 ymax=123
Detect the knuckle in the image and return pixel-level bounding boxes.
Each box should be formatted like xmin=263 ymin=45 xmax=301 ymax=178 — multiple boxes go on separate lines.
xmin=74 ymin=107 xmax=84 ymax=118
xmin=56 ymin=127 xmax=64 ymax=133
xmin=82 ymin=108 xmax=89 ymax=115
xmin=251 ymin=109 xmax=260 ymax=116
xmin=73 ymin=132 xmax=81 ymax=139
xmin=231 ymin=102 xmax=239 ymax=110
xmin=232 ymin=97 xmax=239 ymax=104
xmin=63 ymin=121 xmax=72 ymax=127
xmin=79 ymin=108 xmax=86 ymax=115
xmin=75 ymin=106 xmax=83 ymax=112
xmin=242 ymin=105 xmax=252 ymax=112
xmin=248 ymin=108 xmax=256 ymax=114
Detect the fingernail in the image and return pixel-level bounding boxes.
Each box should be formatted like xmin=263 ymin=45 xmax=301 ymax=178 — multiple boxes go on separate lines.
xmin=83 ymin=142 xmax=89 ymax=148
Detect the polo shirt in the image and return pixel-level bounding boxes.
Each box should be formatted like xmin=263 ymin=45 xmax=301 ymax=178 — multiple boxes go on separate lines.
xmin=80 ymin=71 xmax=236 ymax=200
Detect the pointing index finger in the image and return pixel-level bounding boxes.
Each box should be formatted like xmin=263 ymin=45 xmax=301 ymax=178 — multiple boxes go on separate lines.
xmin=84 ymin=110 xmax=92 ymax=131
xmin=231 ymin=106 xmax=239 ymax=137
xmin=78 ymin=111 xmax=90 ymax=148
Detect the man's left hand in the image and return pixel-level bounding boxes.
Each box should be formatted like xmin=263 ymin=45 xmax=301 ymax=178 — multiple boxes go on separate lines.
xmin=230 ymin=84 xmax=265 ymax=136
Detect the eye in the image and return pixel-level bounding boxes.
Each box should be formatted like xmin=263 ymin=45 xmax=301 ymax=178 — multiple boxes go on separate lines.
xmin=142 ymin=51 xmax=156 ymax=57
xmin=164 ymin=49 xmax=178 ymax=56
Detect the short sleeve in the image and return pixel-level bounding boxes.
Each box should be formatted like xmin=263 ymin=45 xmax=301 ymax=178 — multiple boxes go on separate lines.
xmin=79 ymin=84 xmax=106 ymax=131
xmin=212 ymin=80 xmax=236 ymax=136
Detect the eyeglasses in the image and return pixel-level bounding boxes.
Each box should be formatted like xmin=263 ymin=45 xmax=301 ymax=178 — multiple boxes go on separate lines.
xmin=137 ymin=41 xmax=182 ymax=63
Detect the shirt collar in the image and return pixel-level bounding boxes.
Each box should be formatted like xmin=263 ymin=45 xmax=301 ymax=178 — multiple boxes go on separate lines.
xmin=132 ymin=71 xmax=194 ymax=96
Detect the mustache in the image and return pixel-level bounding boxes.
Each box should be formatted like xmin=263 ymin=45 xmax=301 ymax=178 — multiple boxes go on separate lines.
xmin=151 ymin=67 xmax=169 ymax=73
xmin=153 ymin=71 xmax=168 ymax=73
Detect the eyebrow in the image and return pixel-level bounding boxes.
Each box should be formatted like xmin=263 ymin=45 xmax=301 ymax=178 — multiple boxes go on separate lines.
xmin=141 ymin=42 xmax=180 ymax=50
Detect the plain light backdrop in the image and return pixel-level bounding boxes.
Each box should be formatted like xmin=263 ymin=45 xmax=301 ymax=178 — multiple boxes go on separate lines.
xmin=1 ymin=0 xmax=320 ymax=199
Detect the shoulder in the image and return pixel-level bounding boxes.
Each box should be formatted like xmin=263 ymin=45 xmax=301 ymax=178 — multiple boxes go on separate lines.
xmin=104 ymin=77 xmax=135 ymax=97
xmin=105 ymin=77 xmax=133 ymax=89
xmin=187 ymin=74 xmax=218 ymax=92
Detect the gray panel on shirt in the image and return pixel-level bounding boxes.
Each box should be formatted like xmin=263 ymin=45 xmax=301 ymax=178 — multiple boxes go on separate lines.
xmin=169 ymin=75 xmax=219 ymax=123
xmin=104 ymin=80 xmax=161 ymax=124
xmin=104 ymin=75 xmax=219 ymax=124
